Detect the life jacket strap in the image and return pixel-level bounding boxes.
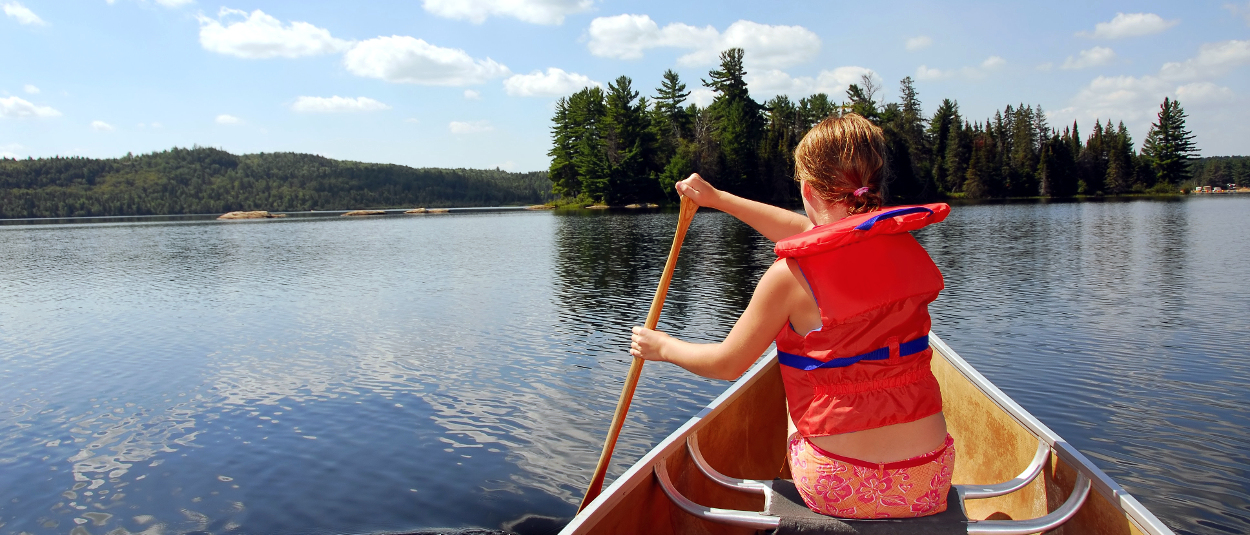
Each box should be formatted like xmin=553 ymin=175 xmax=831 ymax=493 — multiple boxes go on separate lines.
xmin=778 ymin=335 xmax=930 ymax=371
xmin=853 ymin=206 xmax=934 ymax=231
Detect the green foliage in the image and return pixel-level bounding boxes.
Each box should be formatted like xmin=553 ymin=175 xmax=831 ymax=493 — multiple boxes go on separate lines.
xmin=546 ymin=53 xmax=1209 ymax=206
xmin=0 ymin=147 xmax=551 ymax=218
xmin=1142 ymin=97 xmax=1199 ymax=185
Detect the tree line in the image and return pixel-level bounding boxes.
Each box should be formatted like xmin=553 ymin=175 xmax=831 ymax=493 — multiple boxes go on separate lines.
xmin=0 ymin=147 xmax=553 ymax=218
xmin=548 ymin=48 xmax=1219 ymax=206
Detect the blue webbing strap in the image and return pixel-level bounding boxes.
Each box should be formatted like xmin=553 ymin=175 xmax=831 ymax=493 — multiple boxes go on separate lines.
xmin=778 ymin=335 xmax=930 ymax=371
xmin=853 ymin=207 xmax=934 ymax=231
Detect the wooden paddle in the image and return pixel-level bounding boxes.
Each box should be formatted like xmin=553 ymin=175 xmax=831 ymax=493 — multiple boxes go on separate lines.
xmin=578 ymin=195 xmax=699 ymax=512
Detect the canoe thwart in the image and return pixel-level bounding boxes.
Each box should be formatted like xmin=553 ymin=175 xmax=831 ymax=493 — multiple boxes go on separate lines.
xmin=956 ymin=440 xmax=1050 ymax=499
xmin=686 ymin=434 xmax=770 ymax=495
xmin=965 ymin=473 xmax=1092 ymax=535
xmin=660 ymin=435 xmax=1092 ymax=535
xmin=653 ymin=458 xmax=780 ymax=530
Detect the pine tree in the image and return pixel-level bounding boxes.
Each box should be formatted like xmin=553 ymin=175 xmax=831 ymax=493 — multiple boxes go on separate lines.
xmin=548 ymin=97 xmax=579 ymax=198
xmin=654 ymin=69 xmax=691 ymax=145
xmin=1104 ymin=121 xmax=1134 ymax=195
xmin=928 ymin=99 xmax=959 ymax=192
xmin=943 ymin=120 xmax=972 ymax=193
xmin=1142 ymin=97 xmax=1199 ymax=185
xmin=704 ymin=48 xmax=765 ymax=199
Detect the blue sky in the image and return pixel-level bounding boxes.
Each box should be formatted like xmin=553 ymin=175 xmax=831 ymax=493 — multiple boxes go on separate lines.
xmin=2 ymin=0 xmax=1247 ymax=171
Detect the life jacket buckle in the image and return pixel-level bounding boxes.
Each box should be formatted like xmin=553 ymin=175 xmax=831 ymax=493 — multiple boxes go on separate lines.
xmin=886 ymin=337 xmax=901 ymax=362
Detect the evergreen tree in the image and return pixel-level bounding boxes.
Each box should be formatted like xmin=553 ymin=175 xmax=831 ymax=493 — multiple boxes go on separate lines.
xmin=548 ymin=97 xmax=579 ymax=198
xmin=603 ymin=76 xmax=658 ymax=204
xmin=704 ymin=48 xmax=765 ymax=199
xmin=799 ymin=93 xmax=838 ymax=129
xmin=928 ymin=99 xmax=959 ymax=192
xmin=654 ymin=69 xmax=691 ymax=146
xmin=943 ymin=120 xmax=972 ymax=193
xmin=1142 ymin=97 xmax=1199 ymax=185
xmin=1104 ymin=121 xmax=1134 ymax=195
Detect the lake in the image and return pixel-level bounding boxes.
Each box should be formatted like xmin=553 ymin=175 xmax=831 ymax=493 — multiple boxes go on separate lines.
xmin=1 ymin=196 xmax=1247 ymax=535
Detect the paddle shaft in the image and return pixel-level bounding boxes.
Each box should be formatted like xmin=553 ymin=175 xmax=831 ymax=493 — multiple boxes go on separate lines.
xmin=578 ymin=196 xmax=699 ymax=512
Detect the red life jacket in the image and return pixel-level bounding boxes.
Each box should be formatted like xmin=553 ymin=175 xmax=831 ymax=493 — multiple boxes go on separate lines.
xmin=774 ymin=204 xmax=949 ymax=437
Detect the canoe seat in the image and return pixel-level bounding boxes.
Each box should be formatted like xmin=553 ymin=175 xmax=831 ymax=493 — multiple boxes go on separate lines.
xmin=654 ymin=434 xmax=1091 ymax=535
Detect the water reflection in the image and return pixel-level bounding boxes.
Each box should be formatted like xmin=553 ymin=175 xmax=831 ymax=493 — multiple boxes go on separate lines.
xmin=0 ymin=198 xmax=1246 ymax=535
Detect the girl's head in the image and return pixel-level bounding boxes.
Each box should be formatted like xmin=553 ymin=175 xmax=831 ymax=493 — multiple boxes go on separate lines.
xmin=794 ymin=113 xmax=887 ymax=215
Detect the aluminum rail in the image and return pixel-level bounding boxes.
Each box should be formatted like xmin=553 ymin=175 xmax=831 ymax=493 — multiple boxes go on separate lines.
xmin=966 ymin=473 xmax=1092 ymax=535
xmin=653 ymin=458 xmax=779 ymax=530
xmin=957 ymin=440 xmax=1050 ymax=499
xmin=655 ymin=457 xmax=1091 ymax=534
xmin=685 ymin=434 xmax=771 ymax=495
xmin=689 ymin=432 xmax=1051 ymax=501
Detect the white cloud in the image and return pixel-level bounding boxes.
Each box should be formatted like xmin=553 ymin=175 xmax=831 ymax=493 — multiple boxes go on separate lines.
xmin=422 ymin=0 xmax=591 ymax=25
xmin=216 ymin=114 xmax=242 ymax=124
xmin=1055 ymin=39 xmax=1250 ymax=144
xmin=915 ymin=65 xmax=947 ymax=80
xmin=1159 ymin=40 xmax=1250 ymax=81
xmin=464 ymin=89 xmax=481 ymax=100
xmin=503 ymin=68 xmax=601 ymax=97
xmin=1176 ymin=82 xmax=1235 ymax=104
xmin=197 ymin=8 xmax=351 ymax=59
xmin=1036 ymin=62 xmax=1054 ymax=71
xmin=91 ymin=120 xmax=115 ymax=132
xmin=0 ymin=96 xmax=61 ymax=118
xmin=905 ymin=35 xmax=932 ymax=51
xmin=344 ymin=36 xmax=510 ymax=86
xmin=1080 ymin=12 xmax=1178 ymax=39
xmin=3 ymin=2 xmax=44 ymax=25
xmin=586 ymin=15 xmax=820 ymax=69
xmin=404 ymin=117 xmax=420 ymax=124
xmin=1226 ymin=2 xmax=1250 ymax=26
xmin=688 ymin=87 xmax=715 ymax=107
xmin=23 ymin=84 xmax=39 ymax=94
xmin=914 ymin=56 xmax=1003 ymax=81
xmin=1062 ymin=47 xmax=1116 ymax=70
xmin=291 ymin=95 xmax=391 ymax=113
xmin=449 ymin=120 xmax=493 ymax=134
xmin=745 ymin=67 xmax=874 ymax=100
xmin=151 ymin=121 xmax=163 ymax=128
xmin=154 ymin=0 xmax=193 ymax=6
xmin=0 ymin=143 xmax=25 ymax=158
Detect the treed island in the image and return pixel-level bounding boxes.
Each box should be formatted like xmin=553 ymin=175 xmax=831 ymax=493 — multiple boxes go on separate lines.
xmin=2 ymin=47 xmax=1247 ymax=220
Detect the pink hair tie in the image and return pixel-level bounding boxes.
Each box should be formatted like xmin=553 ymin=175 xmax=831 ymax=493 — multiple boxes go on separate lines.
xmin=853 ymin=187 xmax=870 ymax=197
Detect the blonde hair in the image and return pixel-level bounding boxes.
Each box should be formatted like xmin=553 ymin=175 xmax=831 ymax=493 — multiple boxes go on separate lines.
xmin=794 ymin=113 xmax=887 ymax=215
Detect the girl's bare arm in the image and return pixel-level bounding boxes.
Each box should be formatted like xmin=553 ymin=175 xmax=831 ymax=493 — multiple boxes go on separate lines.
xmin=677 ymin=174 xmax=812 ymax=242
xmin=630 ymin=260 xmax=799 ymax=380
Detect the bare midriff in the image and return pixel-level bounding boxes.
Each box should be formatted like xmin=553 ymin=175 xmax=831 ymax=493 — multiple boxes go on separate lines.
xmin=788 ymin=410 xmax=949 ymax=463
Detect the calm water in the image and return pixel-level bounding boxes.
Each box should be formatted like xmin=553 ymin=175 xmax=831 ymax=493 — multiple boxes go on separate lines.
xmin=0 ymin=197 xmax=1246 ymax=535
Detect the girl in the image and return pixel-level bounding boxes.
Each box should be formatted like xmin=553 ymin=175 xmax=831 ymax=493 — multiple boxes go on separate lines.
xmin=629 ymin=113 xmax=955 ymax=519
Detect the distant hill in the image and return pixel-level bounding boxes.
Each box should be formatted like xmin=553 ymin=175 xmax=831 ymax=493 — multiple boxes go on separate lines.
xmin=0 ymin=147 xmax=553 ymax=218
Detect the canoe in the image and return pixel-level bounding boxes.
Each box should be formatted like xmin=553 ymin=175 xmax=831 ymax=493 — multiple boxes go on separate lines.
xmin=561 ymin=332 xmax=1174 ymax=534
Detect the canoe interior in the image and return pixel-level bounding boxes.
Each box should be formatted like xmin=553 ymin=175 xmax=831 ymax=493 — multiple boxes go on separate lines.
xmin=563 ymin=344 xmax=1158 ymax=535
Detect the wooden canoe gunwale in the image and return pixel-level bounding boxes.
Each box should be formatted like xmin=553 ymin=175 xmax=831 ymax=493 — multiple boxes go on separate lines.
xmin=562 ymin=332 xmax=1175 ymax=535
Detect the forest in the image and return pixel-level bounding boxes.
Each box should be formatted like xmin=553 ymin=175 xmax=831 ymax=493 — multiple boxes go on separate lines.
xmin=548 ymin=48 xmax=1245 ymax=206
xmin=0 ymin=147 xmax=552 ymax=219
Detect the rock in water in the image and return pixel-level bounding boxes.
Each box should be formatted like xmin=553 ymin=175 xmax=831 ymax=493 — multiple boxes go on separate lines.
xmin=427 ymin=208 xmax=450 ymax=213
xmin=342 ymin=210 xmax=387 ymax=216
xmin=405 ymin=208 xmax=428 ymax=214
xmin=218 ymin=211 xmax=276 ymax=220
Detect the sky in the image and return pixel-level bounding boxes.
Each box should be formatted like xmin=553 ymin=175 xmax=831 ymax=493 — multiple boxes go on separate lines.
xmin=2 ymin=0 xmax=1248 ymax=171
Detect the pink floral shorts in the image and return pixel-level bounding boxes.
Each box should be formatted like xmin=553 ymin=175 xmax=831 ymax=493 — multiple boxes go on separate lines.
xmin=788 ymin=433 xmax=955 ymax=519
